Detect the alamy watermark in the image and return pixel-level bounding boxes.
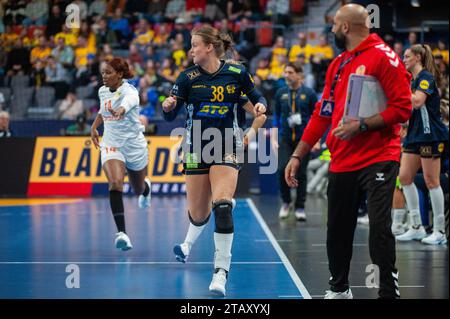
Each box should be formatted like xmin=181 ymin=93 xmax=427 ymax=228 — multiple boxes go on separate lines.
xmin=169 ymin=122 xmax=278 ymax=175
xmin=65 ymin=264 xmax=80 ymax=289
xmin=365 ymin=264 xmax=380 ymax=289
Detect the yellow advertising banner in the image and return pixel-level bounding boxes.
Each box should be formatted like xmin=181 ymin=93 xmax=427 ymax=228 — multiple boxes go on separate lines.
xmin=29 ymin=136 xmax=185 ymax=183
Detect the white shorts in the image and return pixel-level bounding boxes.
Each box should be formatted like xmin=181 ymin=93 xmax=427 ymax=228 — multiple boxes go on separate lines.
xmin=100 ymin=134 xmax=149 ymax=171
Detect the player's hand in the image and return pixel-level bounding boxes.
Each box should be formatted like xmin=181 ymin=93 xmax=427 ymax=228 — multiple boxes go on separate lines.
xmin=243 ymin=135 xmax=249 ymax=149
xmin=285 ymin=157 xmax=301 ymax=188
xmin=163 ymin=96 xmax=177 ymax=113
xmin=312 ymin=141 xmax=322 ymax=153
xmin=110 ymin=106 xmax=126 ymax=119
xmin=332 ymin=119 xmax=360 ymax=141
xmin=254 ymin=103 xmax=266 ymax=117
xmin=91 ymin=128 xmax=100 ymax=149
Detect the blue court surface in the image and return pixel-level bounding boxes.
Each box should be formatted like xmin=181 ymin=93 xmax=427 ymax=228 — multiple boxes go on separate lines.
xmin=0 ymin=197 xmax=310 ymax=299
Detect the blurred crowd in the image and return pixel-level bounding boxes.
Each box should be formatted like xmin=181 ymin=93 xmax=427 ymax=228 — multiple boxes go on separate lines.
xmin=0 ymin=1 xmax=448 ymax=129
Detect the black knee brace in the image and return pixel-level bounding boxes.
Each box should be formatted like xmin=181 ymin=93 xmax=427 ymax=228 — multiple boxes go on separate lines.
xmin=213 ymin=200 xmax=234 ymax=233
xmin=188 ymin=211 xmax=211 ymax=226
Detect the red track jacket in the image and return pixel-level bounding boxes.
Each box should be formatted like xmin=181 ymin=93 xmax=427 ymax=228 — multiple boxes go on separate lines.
xmin=302 ymin=33 xmax=412 ymax=172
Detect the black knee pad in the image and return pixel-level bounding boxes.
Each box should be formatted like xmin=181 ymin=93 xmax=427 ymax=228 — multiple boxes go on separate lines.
xmin=213 ymin=200 xmax=234 ymax=233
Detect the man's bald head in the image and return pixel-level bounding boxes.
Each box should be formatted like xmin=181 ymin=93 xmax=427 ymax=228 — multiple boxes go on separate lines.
xmin=332 ymin=4 xmax=371 ymax=50
xmin=336 ymin=4 xmax=369 ymax=29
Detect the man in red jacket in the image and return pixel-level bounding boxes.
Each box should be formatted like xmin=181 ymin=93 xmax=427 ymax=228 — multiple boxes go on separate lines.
xmin=285 ymin=4 xmax=412 ymax=299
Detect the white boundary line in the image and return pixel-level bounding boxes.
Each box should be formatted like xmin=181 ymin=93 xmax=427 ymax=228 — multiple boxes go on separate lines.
xmin=246 ymin=198 xmax=312 ymax=299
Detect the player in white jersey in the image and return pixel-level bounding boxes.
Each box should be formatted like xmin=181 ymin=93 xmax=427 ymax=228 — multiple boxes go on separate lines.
xmin=91 ymin=57 xmax=151 ymax=251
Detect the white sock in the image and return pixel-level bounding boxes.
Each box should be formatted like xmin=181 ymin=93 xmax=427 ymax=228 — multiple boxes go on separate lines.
xmin=213 ymin=232 xmax=234 ymax=272
xmin=429 ymin=186 xmax=445 ymax=232
xmin=402 ymin=183 xmax=422 ymax=227
xmin=392 ymin=208 xmax=406 ymax=225
xmin=184 ymin=221 xmax=208 ymax=248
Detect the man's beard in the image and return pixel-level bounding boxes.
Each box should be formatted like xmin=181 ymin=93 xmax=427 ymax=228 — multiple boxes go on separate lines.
xmin=334 ymin=32 xmax=347 ymax=50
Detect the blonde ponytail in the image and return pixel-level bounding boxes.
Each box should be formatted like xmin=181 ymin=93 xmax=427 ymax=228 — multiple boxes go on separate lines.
xmin=410 ymin=44 xmax=442 ymax=88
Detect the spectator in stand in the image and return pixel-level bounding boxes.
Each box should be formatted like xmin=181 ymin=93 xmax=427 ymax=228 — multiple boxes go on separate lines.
xmin=6 ymin=38 xmax=30 ymax=76
xmin=101 ymin=44 xmax=114 ymax=61
xmin=46 ymin=4 xmax=66 ymax=38
xmin=434 ymin=54 xmax=449 ymax=95
xmin=129 ymin=44 xmax=144 ymax=66
xmin=172 ymin=41 xmax=187 ymax=67
xmin=165 ymin=0 xmax=186 ymax=21
xmin=30 ymin=35 xmax=52 ymax=66
xmin=433 ymin=40 xmax=449 ymax=65
xmin=289 ymin=32 xmax=313 ymax=63
xmin=158 ymin=57 xmax=179 ymax=83
xmin=296 ymin=53 xmax=315 ymax=90
xmin=270 ymin=36 xmax=287 ymax=71
xmin=226 ymin=0 xmax=244 ymax=20
xmin=75 ymin=36 xmax=95 ymax=72
xmin=94 ymin=17 xmax=118 ymax=48
xmin=46 ymin=55 xmax=70 ymax=99
xmin=54 ymin=25 xmax=78 ymax=47
xmin=125 ymin=61 xmax=141 ymax=88
xmin=143 ymin=45 xmax=162 ymax=65
xmin=132 ymin=19 xmax=155 ymax=52
xmin=58 ymin=91 xmax=84 ymax=120
xmin=23 ymin=0 xmax=49 ymax=27
xmin=310 ymin=35 xmax=333 ymax=92
xmin=256 ymin=58 xmax=270 ymax=81
xmin=204 ymin=0 xmax=227 ymax=21
xmin=1 ymin=25 xmax=19 ymax=51
xmin=3 ymin=0 xmax=27 ymax=26
xmin=79 ymin=21 xmax=97 ymax=53
xmin=147 ymin=0 xmax=167 ymax=23
xmin=88 ymin=0 xmax=107 ymax=19
xmin=170 ymin=22 xmax=191 ymax=51
xmin=266 ymin=0 xmax=290 ymax=26
xmin=270 ymin=53 xmax=287 ymax=80
xmin=52 ymin=37 xmax=75 ymax=69
xmin=404 ymin=31 xmax=418 ymax=50
xmin=74 ymin=54 xmax=100 ymax=88
xmin=154 ymin=23 xmax=171 ymax=48
xmin=106 ymin=0 xmax=127 ymax=17
xmin=0 ymin=111 xmax=13 ymax=138
xmin=30 ymin=59 xmax=46 ymax=88
xmin=109 ymin=8 xmax=131 ymax=47
xmin=311 ymin=35 xmax=334 ymax=62
xmin=63 ymin=113 xmax=91 ymax=136
xmin=393 ymin=41 xmax=404 ymax=58
xmin=142 ymin=60 xmax=162 ymax=88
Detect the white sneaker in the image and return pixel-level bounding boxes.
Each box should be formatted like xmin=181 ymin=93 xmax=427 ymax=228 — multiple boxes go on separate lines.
xmin=391 ymin=223 xmax=406 ymax=236
xmin=115 ymin=232 xmax=133 ymax=251
xmin=173 ymin=242 xmax=190 ymax=263
xmin=421 ymin=231 xmax=447 ymax=245
xmin=396 ymin=226 xmax=427 ymax=241
xmin=295 ymin=209 xmax=307 ymax=221
xmin=209 ymin=268 xmax=227 ymax=296
xmin=138 ymin=178 xmax=152 ymax=208
xmin=357 ymin=214 xmax=369 ymax=226
xmin=279 ymin=203 xmax=290 ymax=219
xmin=324 ymin=288 xmax=353 ymax=299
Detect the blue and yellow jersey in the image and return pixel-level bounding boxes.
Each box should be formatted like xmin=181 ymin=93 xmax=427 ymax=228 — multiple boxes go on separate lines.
xmin=404 ymin=69 xmax=448 ymax=145
xmin=273 ymin=85 xmax=317 ymax=143
xmin=166 ymin=61 xmax=257 ymax=145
